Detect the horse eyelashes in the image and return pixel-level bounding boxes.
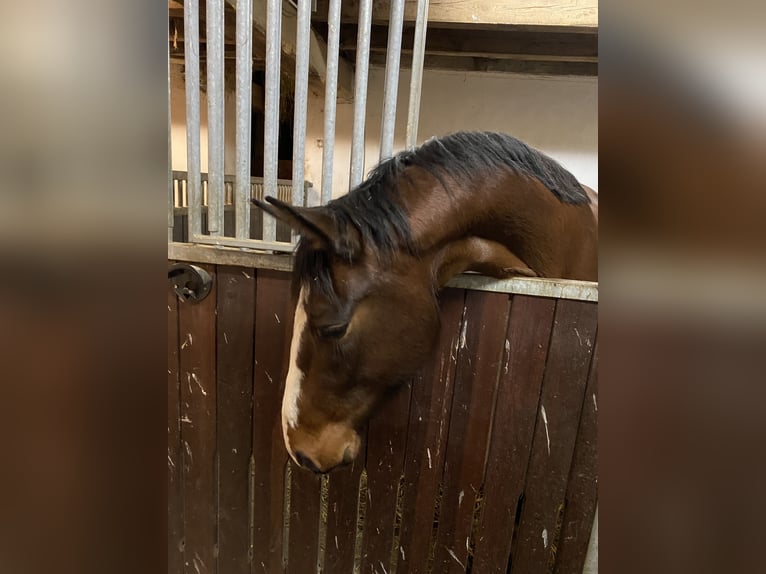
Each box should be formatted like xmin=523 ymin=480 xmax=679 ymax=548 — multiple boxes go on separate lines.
xmin=318 ymin=323 xmax=348 ymax=339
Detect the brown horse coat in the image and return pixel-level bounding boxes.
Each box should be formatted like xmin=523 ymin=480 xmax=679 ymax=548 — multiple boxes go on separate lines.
xmin=255 ymin=131 xmax=597 ymax=472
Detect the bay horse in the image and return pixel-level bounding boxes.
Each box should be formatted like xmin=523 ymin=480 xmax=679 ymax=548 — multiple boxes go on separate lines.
xmin=254 ymin=131 xmax=597 ymax=473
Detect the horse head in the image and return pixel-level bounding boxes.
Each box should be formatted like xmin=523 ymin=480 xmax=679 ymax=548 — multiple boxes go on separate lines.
xmin=254 ymin=196 xmax=442 ymax=473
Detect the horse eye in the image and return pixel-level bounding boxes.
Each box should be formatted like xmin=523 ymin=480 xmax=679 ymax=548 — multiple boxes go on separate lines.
xmin=317 ymin=323 xmax=348 ymax=339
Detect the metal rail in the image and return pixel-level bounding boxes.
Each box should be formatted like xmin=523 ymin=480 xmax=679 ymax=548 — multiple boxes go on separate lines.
xmin=406 ymin=0 xmax=429 ymax=150
xmin=206 ymin=0 xmax=225 ymax=235
xmin=167 ymin=245 xmax=599 ymax=301
xmin=263 ymin=0 xmax=282 ymax=241
xmin=183 ymin=0 xmax=202 ymax=238
xmin=235 ymin=0 xmax=254 ymax=239
xmin=292 ymin=0 xmax=312 ymax=238
xmin=379 ymin=0 xmax=406 ymax=160
xmin=349 ymin=0 xmax=373 ymax=188
xmin=321 ymin=0 xmax=342 ymax=204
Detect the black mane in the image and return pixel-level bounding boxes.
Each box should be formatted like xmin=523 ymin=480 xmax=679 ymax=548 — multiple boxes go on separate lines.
xmin=294 ymin=131 xmax=589 ymax=295
xmin=403 ymin=131 xmax=590 ymax=204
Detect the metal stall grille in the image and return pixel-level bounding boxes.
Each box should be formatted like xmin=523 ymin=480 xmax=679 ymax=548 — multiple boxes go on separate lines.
xmin=168 ymin=0 xmax=430 ymax=252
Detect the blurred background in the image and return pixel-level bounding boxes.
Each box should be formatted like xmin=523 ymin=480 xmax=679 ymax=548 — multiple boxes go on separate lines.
xmin=0 ymin=0 xmax=764 ymax=572
xmin=600 ymin=1 xmax=766 ymax=572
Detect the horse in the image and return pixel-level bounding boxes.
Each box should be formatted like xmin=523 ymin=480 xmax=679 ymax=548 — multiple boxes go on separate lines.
xmin=253 ymin=131 xmax=597 ymax=474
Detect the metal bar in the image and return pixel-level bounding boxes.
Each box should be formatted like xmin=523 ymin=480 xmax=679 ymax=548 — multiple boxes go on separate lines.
xmin=292 ymin=0 xmax=312 ymax=228
xmin=184 ymin=0 xmax=202 ymax=238
xmin=168 ymin=18 xmax=174 ymax=242
xmin=169 ymin=241 xmax=599 ymax=301
xmin=173 ymin=170 xmax=294 ymax=186
xmin=305 ymin=182 xmax=320 ymax=207
xmin=206 ymin=0 xmax=225 ymax=235
xmin=349 ymin=0 xmax=373 ymax=188
xmin=320 ymin=0 xmax=342 ymax=204
xmin=235 ymin=0 xmax=253 ymax=239
xmin=405 ymin=0 xmax=429 ymax=150
xmin=190 ymin=234 xmax=295 ymax=253
xmin=263 ymin=0 xmax=282 ymax=242
xmin=447 ymin=275 xmax=598 ymax=302
xmin=379 ymin=0 xmax=406 ymax=160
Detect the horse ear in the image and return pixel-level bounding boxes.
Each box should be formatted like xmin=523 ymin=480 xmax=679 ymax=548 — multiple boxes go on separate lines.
xmin=252 ymin=197 xmax=361 ymax=258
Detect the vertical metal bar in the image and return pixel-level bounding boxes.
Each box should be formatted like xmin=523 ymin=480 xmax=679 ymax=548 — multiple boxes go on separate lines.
xmin=379 ymin=0 xmax=405 ymax=160
xmin=168 ymin=18 xmax=174 ymax=243
xmin=292 ymin=0 xmax=312 ymax=240
xmin=184 ymin=0 xmax=202 ymax=238
xmin=235 ymin=0 xmax=253 ymax=239
xmin=263 ymin=0 xmax=282 ymax=242
xmin=349 ymin=0 xmax=373 ymax=189
xmin=206 ymin=0 xmax=225 ymax=236
xmin=320 ymin=0 xmax=342 ymax=205
xmin=406 ymin=0 xmax=429 ymax=150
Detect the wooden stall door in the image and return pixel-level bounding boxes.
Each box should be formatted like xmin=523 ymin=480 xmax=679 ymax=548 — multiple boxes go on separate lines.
xmin=169 ymin=264 xmax=598 ymax=574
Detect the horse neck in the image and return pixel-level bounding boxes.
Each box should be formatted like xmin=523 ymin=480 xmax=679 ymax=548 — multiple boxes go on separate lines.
xmin=395 ymin=167 xmax=598 ymax=281
xmin=397 ymin=167 xmax=538 ymax=251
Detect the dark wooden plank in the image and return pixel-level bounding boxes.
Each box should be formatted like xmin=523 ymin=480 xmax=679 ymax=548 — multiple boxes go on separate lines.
xmin=339 ymin=25 xmax=598 ymax=60
xmin=509 ymin=300 xmax=597 ymax=573
xmin=359 ymin=378 xmax=414 ymax=574
xmin=179 ymin=263 xmax=218 ymax=574
xmin=251 ymin=269 xmax=293 ymax=574
xmin=168 ymin=280 xmax=184 ymax=574
xmin=216 ymin=267 xmax=256 ymax=574
xmin=471 ymin=295 xmax=557 ymax=573
xmin=432 ymin=290 xmax=512 ymax=574
xmin=369 ymin=52 xmax=597 ymax=76
xmin=397 ymin=288 xmax=466 ymax=574
xmin=324 ymin=441 xmax=366 ymax=574
xmin=554 ymin=337 xmax=599 ymax=573
xmin=286 ymin=463 xmax=322 ymax=573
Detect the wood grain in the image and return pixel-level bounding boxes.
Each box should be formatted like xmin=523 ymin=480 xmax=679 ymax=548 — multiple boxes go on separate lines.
xmin=359 ymin=380 xmax=414 ymax=574
xmin=251 ymin=269 xmax=292 ymax=574
xmin=315 ymin=0 xmax=598 ymax=29
xmin=179 ymin=263 xmax=218 ymax=574
xmin=432 ymin=290 xmax=511 ymax=574
xmin=509 ymin=300 xmax=597 ymax=573
xmin=324 ymin=438 xmax=367 ymax=573
xmin=397 ymin=288 xmax=466 ymax=574
xmin=554 ymin=337 xmax=599 ymax=573
xmin=471 ymin=295 xmax=556 ymax=572
xmin=168 ymin=281 xmax=184 ymax=574
xmin=286 ymin=463 xmax=322 ymax=573
xmin=216 ymin=267 xmax=255 ymax=574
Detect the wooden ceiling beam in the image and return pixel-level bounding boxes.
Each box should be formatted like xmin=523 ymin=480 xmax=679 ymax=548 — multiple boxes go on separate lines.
xmin=314 ymin=0 xmax=598 ymax=31
xmin=352 ymin=46 xmax=597 ymax=64
xmin=335 ymin=24 xmax=597 ymax=62
xmin=367 ymin=52 xmax=598 ymax=77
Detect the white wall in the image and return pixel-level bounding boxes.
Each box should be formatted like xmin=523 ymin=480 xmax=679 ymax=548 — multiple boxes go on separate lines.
xmin=170 ymin=65 xmax=238 ymax=174
xmin=170 ymin=64 xmax=598 ymax=196
xmin=305 ymin=68 xmax=598 ymax=198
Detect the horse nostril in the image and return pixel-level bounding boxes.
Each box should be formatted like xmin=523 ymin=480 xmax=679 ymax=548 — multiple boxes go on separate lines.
xmin=294 ymin=450 xmax=322 ymax=474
